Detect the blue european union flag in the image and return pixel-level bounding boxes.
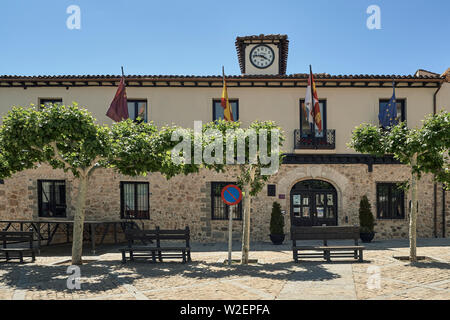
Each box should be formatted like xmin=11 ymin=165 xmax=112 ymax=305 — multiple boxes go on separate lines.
xmin=379 ymin=81 xmax=399 ymax=128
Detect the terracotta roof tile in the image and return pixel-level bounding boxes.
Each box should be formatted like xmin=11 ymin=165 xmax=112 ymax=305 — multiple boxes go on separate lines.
xmin=0 ymin=73 xmax=443 ymax=81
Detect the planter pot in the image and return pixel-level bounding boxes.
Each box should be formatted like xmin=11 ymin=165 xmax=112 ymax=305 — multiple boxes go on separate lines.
xmin=360 ymin=232 xmax=375 ymax=243
xmin=270 ymin=234 xmax=285 ymax=245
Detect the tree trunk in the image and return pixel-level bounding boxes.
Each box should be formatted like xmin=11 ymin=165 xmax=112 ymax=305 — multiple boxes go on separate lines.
xmin=71 ymin=174 xmax=88 ymax=265
xmin=241 ymin=166 xmax=256 ymax=265
xmin=409 ymin=153 xmax=418 ymax=262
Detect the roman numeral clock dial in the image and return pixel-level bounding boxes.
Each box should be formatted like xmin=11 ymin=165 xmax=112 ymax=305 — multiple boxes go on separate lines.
xmin=250 ymin=44 xmax=275 ymax=69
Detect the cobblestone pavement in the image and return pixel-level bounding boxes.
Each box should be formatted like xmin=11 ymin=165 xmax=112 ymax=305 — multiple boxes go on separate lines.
xmin=0 ymin=239 xmax=449 ymax=300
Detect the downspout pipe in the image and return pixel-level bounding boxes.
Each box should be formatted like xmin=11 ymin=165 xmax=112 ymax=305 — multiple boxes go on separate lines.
xmin=432 ymin=82 xmax=443 ymax=237
xmin=443 ymin=186 xmax=446 ymax=238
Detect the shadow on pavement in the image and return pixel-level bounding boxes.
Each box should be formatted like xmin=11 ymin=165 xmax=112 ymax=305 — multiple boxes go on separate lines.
xmin=0 ymin=257 xmax=341 ymax=294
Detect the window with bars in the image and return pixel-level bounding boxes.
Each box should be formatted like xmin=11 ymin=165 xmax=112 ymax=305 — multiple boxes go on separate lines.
xmin=120 ymin=182 xmax=149 ymax=219
xmin=376 ymin=183 xmax=405 ymax=219
xmin=211 ymin=182 xmax=242 ymax=220
xmin=38 ymin=180 xmax=67 ymax=217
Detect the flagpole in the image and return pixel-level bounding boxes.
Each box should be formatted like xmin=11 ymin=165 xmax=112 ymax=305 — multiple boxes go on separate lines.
xmin=121 ymin=66 xmax=125 ymax=78
xmin=222 ymin=66 xmax=225 ymax=85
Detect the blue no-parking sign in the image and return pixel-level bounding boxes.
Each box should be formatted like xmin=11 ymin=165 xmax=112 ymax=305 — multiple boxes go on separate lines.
xmin=221 ymin=184 xmax=242 ymax=206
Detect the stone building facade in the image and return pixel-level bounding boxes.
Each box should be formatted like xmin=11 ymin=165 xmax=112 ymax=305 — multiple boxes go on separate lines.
xmin=0 ymin=162 xmax=448 ymax=242
xmin=0 ymin=34 xmax=449 ymax=243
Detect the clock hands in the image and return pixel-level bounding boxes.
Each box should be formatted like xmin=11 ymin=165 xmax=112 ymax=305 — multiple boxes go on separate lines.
xmin=253 ymin=54 xmax=269 ymax=61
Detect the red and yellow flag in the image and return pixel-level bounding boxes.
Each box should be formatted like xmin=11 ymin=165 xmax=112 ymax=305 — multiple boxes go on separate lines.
xmin=305 ymin=67 xmax=322 ymax=132
xmin=221 ymin=77 xmax=234 ymax=121
xmin=311 ymin=73 xmax=322 ymax=132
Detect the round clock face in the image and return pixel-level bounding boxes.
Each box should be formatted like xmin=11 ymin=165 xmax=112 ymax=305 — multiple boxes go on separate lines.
xmin=250 ymin=45 xmax=275 ymax=69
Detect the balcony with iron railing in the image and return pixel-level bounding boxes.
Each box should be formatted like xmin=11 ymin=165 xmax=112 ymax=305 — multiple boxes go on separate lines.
xmin=294 ymin=129 xmax=336 ymax=150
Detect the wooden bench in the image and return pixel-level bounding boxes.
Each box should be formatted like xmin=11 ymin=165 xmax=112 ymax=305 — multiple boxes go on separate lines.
xmin=291 ymin=226 xmax=365 ymax=263
xmin=119 ymin=226 xmax=191 ymax=263
xmin=0 ymin=229 xmax=36 ymax=263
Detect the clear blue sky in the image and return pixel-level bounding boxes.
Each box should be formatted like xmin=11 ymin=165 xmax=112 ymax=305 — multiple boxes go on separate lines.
xmin=0 ymin=0 xmax=449 ymax=76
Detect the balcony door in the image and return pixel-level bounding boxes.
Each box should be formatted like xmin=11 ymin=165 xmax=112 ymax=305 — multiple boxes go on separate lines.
xmin=290 ymin=179 xmax=337 ymax=226
xmin=300 ymin=99 xmax=327 ymax=138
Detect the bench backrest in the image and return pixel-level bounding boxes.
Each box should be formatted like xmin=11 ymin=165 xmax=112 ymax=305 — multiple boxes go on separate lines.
xmin=0 ymin=229 xmax=34 ymax=249
xmin=125 ymin=226 xmax=190 ymax=248
xmin=291 ymin=226 xmax=360 ymax=244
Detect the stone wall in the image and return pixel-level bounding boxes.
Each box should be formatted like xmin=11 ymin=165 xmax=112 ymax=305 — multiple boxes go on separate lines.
xmin=0 ymin=162 xmax=445 ymax=243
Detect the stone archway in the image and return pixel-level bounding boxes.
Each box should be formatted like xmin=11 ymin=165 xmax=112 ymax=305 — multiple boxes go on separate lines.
xmin=290 ymin=179 xmax=338 ymax=226
xmin=277 ymin=165 xmax=350 ymax=228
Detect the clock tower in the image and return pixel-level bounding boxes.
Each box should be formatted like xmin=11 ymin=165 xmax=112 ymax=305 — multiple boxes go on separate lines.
xmin=235 ymin=34 xmax=289 ymax=76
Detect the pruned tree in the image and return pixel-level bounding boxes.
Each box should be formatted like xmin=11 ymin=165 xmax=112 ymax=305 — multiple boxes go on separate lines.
xmin=196 ymin=120 xmax=285 ymax=264
xmin=0 ymin=103 xmax=197 ymax=265
xmin=349 ymin=111 xmax=450 ymax=261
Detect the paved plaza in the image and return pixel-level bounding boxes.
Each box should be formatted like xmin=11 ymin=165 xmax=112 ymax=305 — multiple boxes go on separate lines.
xmin=0 ymin=239 xmax=449 ymax=300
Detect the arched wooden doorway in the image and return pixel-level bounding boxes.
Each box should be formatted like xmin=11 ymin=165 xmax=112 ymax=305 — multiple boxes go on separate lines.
xmin=290 ymin=179 xmax=338 ymax=226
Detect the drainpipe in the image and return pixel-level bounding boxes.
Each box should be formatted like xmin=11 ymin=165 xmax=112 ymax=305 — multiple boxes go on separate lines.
xmin=432 ymin=83 xmax=442 ymax=237
xmin=443 ymin=186 xmax=446 ymax=238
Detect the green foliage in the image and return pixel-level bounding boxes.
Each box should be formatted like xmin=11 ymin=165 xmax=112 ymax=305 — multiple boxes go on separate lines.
xmin=0 ymin=103 xmax=109 ymax=178
xmin=359 ymin=195 xmax=374 ymax=233
xmin=199 ymin=119 xmax=285 ymax=196
xmin=108 ymin=120 xmax=199 ymax=178
xmin=349 ymin=111 xmax=450 ymax=188
xmin=0 ymin=103 xmax=200 ymax=180
xmin=270 ymin=201 xmax=284 ymax=235
xmin=347 ymin=124 xmax=386 ymax=156
xmin=417 ymin=111 xmax=450 ymax=185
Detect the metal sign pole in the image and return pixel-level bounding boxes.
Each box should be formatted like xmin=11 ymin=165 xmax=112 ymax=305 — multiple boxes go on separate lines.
xmin=228 ymin=206 xmax=233 ymax=266
xmin=221 ymin=184 xmax=242 ymax=266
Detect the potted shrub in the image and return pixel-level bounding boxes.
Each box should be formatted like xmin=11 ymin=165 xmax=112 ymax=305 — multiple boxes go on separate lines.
xmin=269 ymin=201 xmax=285 ymax=245
xmin=359 ymin=195 xmax=375 ymax=243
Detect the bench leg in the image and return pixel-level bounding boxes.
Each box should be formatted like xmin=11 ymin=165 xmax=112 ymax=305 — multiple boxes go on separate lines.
xmin=354 ymin=250 xmax=358 ymax=260
xmin=19 ymin=252 xmax=23 ymax=263
xmin=158 ymin=251 xmax=162 ymax=262
xmin=121 ymin=251 xmax=126 ymax=264
xmin=325 ymin=250 xmax=331 ymax=262
xmin=187 ymin=251 xmax=192 ymax=262
xmin=152 ymin=251 xmax=156 ymax=263
xmin=31 ymin=251 xmax=36 ymax=263
xmin=182 ymin=250 xmax=186 ymax=264
xmin=5 ymin=252 xmax=9 ymax=261
xmin=130 ymin=251 xmax=134 ymax=262
xmin=293 ymin=250 xmax=298 ymax=263
xmin=359 ymin=250 xmax=364 ymax=262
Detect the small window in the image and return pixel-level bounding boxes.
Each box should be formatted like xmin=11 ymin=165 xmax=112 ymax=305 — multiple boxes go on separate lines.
xmin=213 ymin=99 xmax=239 ymax=121
xmin=120 ymin=182 xmax=149 ymax=219
xmin=39 ymin=98 xmax=62 ymax=109
xmin=376 ymin=183 xmax=405 ymax=219
xmin=38 ymin=180 xmax=66 ymax=217
xmin=127 ymin=100 xmax=148 ymax=122
xmin=211 ymin=182 xmax=242 ymax=220
xmin=300 ymin=99 xmax=327 ymax=138
xmin=379 ymin=99 xmax=406 ymax=123
xmin=267 ymin=184 xmax=276 ymax=197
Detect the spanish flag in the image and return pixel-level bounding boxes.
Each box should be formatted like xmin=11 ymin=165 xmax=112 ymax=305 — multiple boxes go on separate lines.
xmin=221 ymin=69 xmax=234 ymax=121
